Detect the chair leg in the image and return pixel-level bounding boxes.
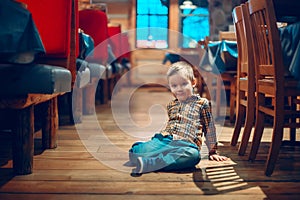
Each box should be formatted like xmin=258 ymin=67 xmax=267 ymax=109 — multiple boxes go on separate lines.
xmin=229 ymin=78 xmax=236 ymax=123
xmin=72 ymin=86 xmax=83 ymax=124
xmin=238 ymin=102 xmax=255 ymax=156
xmin=249 ymin=94 xmax=266 ymax=161
xmin=58 ymin=92 xmax=74 ymax=126
xmin=83 ymin=78 xmax=97 ymax=115
xmin=42 ymin=98 xmax=58 ymax=149
xmin=215 ymin=77 xmax=222 ymax=118
xmin=12 ymin=105 xmax=34 ymax=175
xmin=231 ymin=100 xmax=245 ymax=146
xmin=249 ymin=110 xmax=265 ymax=161
xmin=265 ymin=119 xmax=284 ymax=176
xmin=96 ymin=79 xmax=108 ymax=104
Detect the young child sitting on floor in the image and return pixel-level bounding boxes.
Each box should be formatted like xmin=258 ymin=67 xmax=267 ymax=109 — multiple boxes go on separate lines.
xmin=129 ymin=61 xmax=228 ymax=175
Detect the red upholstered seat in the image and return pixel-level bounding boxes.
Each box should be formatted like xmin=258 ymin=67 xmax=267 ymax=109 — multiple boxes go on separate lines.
xmin=19 ymin=0 xmax=91 ymax=126
xmin=0 ymin=0 xmax=78 ymax=175
xmin=20 ymin=0 xmax=75 ymax=58
xmin=19 ymin=0 xmax=80 ymax=85
xmin=79 ymin=9 xmax=109 ymax=64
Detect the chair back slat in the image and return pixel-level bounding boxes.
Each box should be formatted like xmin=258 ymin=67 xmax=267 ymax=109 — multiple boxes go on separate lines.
xmin=233 ymin=6 xmax=247 ymax=78
xmin=259 ymin=64 xmax=274 ymax=76
xmin=232 ymin=3 xmax=255 ymax=88
xmin=79 ymin=9 xmax=109 ymax=65
xmin=219 ymin=31 xmax=236 ymax=41
xmin=248 ymin=0 xmax=285 ymax=90
xmin=230 ymin=3 xmax=257 ymax=150
xmin=245 ymin=0 xmax=300 ymax=176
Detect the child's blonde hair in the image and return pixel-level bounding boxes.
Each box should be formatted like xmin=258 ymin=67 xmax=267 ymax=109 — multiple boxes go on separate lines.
xmin=167 ymin=61 xmax=195 ymax=83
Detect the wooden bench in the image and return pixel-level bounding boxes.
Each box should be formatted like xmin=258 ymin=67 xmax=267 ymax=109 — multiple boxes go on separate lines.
xmin=79 ymin=8 xmax=118 ymax=104
xmin=108 ymin=23 xmax=131 ymax=91
xmin=0 ymin=0 xmax=73 ymax=175
xmin=20 ymin=0 xmax=91 ymax=124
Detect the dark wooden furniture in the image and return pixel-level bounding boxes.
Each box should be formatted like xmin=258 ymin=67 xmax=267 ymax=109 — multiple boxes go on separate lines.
xmin=79 ymin=8 xmax=114 ymax=104
xmin=0 ymin=0 xmax=73 ymax=175
xmin=246 ymin=0 xmax=300 ymax=176
xmin=231 ymin=4 xmax=256 ymax=156
xmin=217 ymin=31 xmax=237 ymax=123
xmin=20 ymin=0 xmax=91 ymax=125
xmin=199 ymin=36 xmax=237 ymax=122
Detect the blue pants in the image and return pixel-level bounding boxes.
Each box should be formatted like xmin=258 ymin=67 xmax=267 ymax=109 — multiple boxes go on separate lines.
xmin=129 ymin=133 xmax=201 ymax=173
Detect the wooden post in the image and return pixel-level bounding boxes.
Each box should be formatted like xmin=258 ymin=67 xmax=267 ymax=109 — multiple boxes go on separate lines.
xmin=72 ymin=86 xmax=83 ymax=123
xmin=12 ymin=105 xmax=34 ymax=175
xmin=42 ymin=98 xmax=58 ymax=149
xmin=96 ymin=79 xmax=108 ymax=104
xmin=83 ymin=78 xmax=97 ymax=115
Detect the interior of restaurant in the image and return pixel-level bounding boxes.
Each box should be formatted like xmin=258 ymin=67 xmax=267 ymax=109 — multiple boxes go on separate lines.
xmin=1 ymin=0 xmax=300 ymax=199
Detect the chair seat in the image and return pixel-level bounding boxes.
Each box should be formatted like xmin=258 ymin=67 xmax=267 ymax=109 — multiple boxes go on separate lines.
xmin=86 ymin=63 xmax=112 ymax=80
xmin=0 ymin=64 xmax=71 ymax=96
xmin=75 ymin=59 xmax=91 ymax=88
xmin=259 ymin=78 xmax=300 ymax=88
xmin=76 ymin=67 xmax=90 ymax=89
xmin=87 ymin=63 xmax=106 ymax=79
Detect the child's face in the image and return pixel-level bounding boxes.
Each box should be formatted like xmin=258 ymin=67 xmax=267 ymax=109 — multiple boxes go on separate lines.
xmin=168 ymin=73 xmax=195 ymax=102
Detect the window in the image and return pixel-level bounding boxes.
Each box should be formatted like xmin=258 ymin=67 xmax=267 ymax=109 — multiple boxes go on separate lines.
xmin=179 ymin=0 xmax=209 ymax=48
xmin=135 ymin=0 xmax=209 ymax=49
xmin=136 ymin=0 xmax=169 ymax=48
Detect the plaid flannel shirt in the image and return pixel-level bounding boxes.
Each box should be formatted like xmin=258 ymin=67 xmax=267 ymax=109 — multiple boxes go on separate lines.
xmin=161 ymin=94 xmax=217 ymax=151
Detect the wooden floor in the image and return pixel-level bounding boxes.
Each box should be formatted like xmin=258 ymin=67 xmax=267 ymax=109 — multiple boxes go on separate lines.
xmin=1 ymin=86 xmax=300 ymax=200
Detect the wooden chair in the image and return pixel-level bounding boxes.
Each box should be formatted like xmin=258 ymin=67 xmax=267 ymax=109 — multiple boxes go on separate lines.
xmin=230 ymin=4 xmax=256 ymax=156
xmin=21 ymin=0 xmax=91 ymax=125
xmin=20 ymin=0 xmax=78 ymax=83
xmin=198 ymin=35 xmax=237 ymax=122
xmin=201 ymin=32 xmax=237 ymax=122
xmin=0 ymin=0 xmax=74 ymax=175
xmin=246 ymin=0 xmax=300 ymax=176
xmin=79 ymin=8 xmax=114 ymax=104
xmin=77 ymin=31 xmax=107 ymax=115
xmin=218 ymin=31 xmax=237 ymax=123
xmin=20 ymin=0 xmax=83 ymax=124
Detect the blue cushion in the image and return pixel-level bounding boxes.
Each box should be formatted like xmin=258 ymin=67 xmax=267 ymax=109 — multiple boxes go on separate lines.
xmin=87 ymin=63 xmax=106 ymax=79
xmin=75 ymin=59 xmax=91 ymax=88
xmin=76 ymin=67 xmax=90 ymax=89
xmin=0 ymin=64 xmax=71 ymax=96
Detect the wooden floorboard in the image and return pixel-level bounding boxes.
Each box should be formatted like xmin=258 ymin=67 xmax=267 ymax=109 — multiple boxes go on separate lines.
xmin=1 ymin=87 xmax=300 ymax=200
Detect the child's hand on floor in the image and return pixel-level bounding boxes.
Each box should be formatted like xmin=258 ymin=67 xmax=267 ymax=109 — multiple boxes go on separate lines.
xmin=209 ymin=154 xmax=228 ymax=161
